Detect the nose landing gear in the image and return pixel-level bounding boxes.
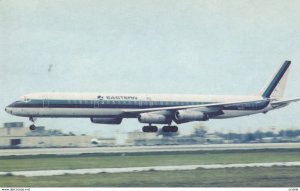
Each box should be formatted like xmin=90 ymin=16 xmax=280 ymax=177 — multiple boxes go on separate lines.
xmin=29 ymin=124 xmax=36 ymax=131
xmin=29 ymin=117 xmax=37 ymax=131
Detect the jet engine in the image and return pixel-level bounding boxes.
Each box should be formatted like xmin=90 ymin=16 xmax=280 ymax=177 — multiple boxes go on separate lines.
xmin=90 ymin=117 xmax=122 ymax=124
xmin=175 ymin=110 xmax=208 ymax=123
xmin=138 ymin=113 xmax=171 ymax=124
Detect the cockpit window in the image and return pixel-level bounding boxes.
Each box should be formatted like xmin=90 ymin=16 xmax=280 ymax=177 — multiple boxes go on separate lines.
xmin=21 ymin=96 xmax=31 ymax=102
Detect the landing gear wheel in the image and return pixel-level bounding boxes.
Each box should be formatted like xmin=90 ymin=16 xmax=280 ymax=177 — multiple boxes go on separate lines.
xmin=151 ymin=126 xmax=158 ymax=132
xmin=29 ymin=124 xmax=36 ymax=131
xmin=142 ymin=126 xmax=149 ymax=132
xmin=171 ymin=126 xmax=178 ymax=132
xmin=142 ymin=126 xmax=158 ymax=133
xmin=162 ymin=126 xmax=178 ymax=133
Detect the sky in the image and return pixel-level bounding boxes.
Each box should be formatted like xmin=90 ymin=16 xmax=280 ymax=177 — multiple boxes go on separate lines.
xmin=1 ymin=0 xmax=300 ymax=138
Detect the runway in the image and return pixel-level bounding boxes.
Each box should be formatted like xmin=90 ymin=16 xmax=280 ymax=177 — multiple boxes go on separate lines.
xmin=1 ymin=161 xmax=300 ymax=177
xmin=0 ymin=142 xmax=300 ymax=156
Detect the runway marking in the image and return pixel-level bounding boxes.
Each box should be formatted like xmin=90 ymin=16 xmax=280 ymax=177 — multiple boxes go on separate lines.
xmin=1 ymin=161 xmax=300 ymax=177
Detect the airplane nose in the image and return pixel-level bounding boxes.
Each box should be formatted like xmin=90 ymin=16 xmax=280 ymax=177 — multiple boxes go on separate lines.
xmin=5 ymin=106 xmax=11 ymax=114
xmin=5 ymin=103 xmax=16 ymax=114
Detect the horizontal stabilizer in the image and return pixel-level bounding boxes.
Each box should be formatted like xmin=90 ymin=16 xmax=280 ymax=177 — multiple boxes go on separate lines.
xmin=271 ymin=98 xmax=300 ymax=109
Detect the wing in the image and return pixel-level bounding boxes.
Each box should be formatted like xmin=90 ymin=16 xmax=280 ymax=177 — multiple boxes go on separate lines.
xmin=123 ymin=99 xmax=267 ymax=116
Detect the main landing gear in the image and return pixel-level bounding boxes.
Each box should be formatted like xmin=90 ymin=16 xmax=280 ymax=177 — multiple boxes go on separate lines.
xmin=29 ymin=117 xmax=37 ymax=131
xmin=162 ymin=125 xmax=178 ymax=133
xmin=142 ymin=125 xmax=158 ymax=132
xmin=142 ymin=124 xmax=178 ymax=133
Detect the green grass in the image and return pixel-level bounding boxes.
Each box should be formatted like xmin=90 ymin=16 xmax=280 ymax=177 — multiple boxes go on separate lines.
xmin=1 ymin=149 xmax=300 ymax=172
xmin=1 ymin=166 xmax=300 ymax=187
xmin=1 ymin=149 xmax=300 ymax=187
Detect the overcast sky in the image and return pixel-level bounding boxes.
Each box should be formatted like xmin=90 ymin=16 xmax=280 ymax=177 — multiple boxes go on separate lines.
xmin=1 ymin=0 xmax=300 ymax=138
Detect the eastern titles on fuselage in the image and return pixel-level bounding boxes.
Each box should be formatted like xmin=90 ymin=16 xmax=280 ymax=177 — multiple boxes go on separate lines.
xmin=103 ymin=95 xmax=138 ymax=100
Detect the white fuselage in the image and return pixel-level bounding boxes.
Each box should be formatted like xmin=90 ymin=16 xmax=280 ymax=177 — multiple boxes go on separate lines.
xmin=5 ymin=92 xmax=273 ymax=120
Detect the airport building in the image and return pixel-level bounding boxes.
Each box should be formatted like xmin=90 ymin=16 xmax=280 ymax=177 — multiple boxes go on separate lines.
xmin=3 ymin=122 xmax=297 ymax=148
xmin=126 ymin=128 xmax=221 ymax=146
xmin=0 ymin=122 xmax=93 ymax=148
xmin=127 ymin=131 xmax=158 ymax=145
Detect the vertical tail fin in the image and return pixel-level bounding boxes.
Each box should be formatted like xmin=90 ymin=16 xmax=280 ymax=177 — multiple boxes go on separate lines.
xmin=260 ymin=60 xmax=291 ymax=99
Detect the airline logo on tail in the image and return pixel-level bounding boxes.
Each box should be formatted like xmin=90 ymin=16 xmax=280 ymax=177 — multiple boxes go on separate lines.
xmin=261 ymin=60 xmax=291 ymax=99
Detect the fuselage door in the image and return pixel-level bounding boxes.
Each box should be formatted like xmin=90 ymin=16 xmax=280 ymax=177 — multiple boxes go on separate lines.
xmin=95 ymin=95 xmax=104 ymax=108
xmin=147 ymin=97 xmax=153 ymax=107
xmin=139 ymin=99 xmax=143 ymax=108
xmin=43 ymin=98 xmax=49 ymax=108
xmin=94 ymin=99 xmax=99 ymax=108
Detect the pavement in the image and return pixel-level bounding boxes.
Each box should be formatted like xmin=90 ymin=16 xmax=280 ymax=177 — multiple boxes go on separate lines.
xmin=1 ymin=161 xmax=300 ymax=177
xmin=0 ymin=142 xmax=300 ymax=156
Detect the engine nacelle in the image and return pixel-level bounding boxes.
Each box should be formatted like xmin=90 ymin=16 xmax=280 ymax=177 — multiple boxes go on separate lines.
xmin=90 ymin=117 xmax=122 ymax=124
xmin=138 ymin=113 xmax=170 ymax=124
xmin=175 ymin=110 xmax=208 ymax=123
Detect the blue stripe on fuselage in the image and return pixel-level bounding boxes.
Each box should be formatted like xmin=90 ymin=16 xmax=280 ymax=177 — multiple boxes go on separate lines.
xmin=8 ymin=99 xmax=211 ymax=109
xmin=8 ymin=99 xmax=269 ymax=111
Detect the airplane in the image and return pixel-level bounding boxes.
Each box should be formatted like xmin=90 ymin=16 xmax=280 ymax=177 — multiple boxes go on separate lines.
xmin=5 ymin=60 xmax=300 ymax=132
